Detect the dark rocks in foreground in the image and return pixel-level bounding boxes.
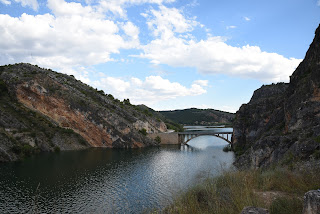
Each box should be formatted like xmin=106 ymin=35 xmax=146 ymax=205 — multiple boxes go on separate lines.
xmin=303 ymin=190 xmax=320 ymax=214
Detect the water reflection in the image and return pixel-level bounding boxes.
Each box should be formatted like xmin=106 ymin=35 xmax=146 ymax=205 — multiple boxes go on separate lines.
xmin=0 ymin=136 xmax=234 ymax=213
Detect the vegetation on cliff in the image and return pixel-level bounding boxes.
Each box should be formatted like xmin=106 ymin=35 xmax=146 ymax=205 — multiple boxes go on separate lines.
xmin=0 ymin=63 xmax=167 ymax=162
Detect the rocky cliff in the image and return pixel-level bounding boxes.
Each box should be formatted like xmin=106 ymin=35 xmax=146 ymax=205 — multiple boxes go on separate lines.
xmin=0 ymin=63 xmax=166 ymax=161
xmin=233 ymin=24 xmax=320 ymax=168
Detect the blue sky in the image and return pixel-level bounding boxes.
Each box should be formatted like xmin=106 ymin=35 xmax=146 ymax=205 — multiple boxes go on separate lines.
xmin=0 ymin=0 xmax=320 ymax=112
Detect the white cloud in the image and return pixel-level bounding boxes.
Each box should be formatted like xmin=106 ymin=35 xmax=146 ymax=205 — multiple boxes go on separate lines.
xmin=226 ymin=25 xmax=236 ymax=29
xmin=244 ymin=16 xmax=250 ymax=21
xmin=193 ymin=80 xmax=208 ymax=87
xmin=145 ymin=5 xmax=199 ymax=39
xmin=0 ymin=0 xmax=140 ymax=72
xmin=0 ymin=0 xmax=39 ymax=10
xmin=98 ymin=0 xmax=176 ymax=18
xmin=47 ymin=0 xmax=100 ymax=18
xmin=92 ymin=76 xmax=207 ymax=105
xmin=121 ymin=21 xmax=140 ymax=45
xmin=15 ymin=0 xmax=38 ymax=10
xmin=0 ymin=0 xmax=10 ymax=5
xmin=137 ymin=6 xmax=302 ymax=83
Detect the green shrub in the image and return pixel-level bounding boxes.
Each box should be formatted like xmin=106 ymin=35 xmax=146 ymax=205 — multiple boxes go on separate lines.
xmin=123 ymin=98 xmax=131 ymax=105
xmin=54 ymin=146 xmax=60 ymax=153
xmin=139 ymin=128 xmax=147 ymax=136
xmin=223 ymin=145 xmax=232 ymax=152
xmin=155 ymin=136 xmax=161 ymax=144
xmin=107 ymin=94 xmax=114 ymax=100
xmin=30 ymin=131 xmax=36 ymax=138
xmin=61 ymin=128 xmax=75 ymax=134
xmin=313 ymin=150 xmax=320 ymax=159
xmin=314 ymin=136 xmax=320 ymax=143
xmin=0 ymin=79 xmax=8 ymax=95
xmin=166 ymin=122 xmax=184 ymax=132
xmin=12 ymin=144 xmax=36 ymax=157
xmin=270 ymin=197 xmax=302 ymax=214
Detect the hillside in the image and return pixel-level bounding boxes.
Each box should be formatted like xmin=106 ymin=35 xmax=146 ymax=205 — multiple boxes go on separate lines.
xmin=159 ymin=108 xmax=235 ymax=126
xmin=232 ymin=24 xmax=320 ymax=168
xmin=0 ymin=63 xmax=166 ymax=162
xmin=137 ymin=105 xmax=184 ymax=132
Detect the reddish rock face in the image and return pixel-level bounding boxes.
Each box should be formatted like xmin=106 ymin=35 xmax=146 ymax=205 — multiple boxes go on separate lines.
xmin=16 ymin=82 xmax=113 ymax=147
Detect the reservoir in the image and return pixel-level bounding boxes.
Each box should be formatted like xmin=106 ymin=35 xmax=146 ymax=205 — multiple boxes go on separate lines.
xmin=0 ymin=127 xmax=234 ymax=213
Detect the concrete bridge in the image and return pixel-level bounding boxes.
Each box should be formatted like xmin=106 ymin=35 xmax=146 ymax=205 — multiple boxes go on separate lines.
xmin=178 ymin=131 xmax=233 ymax=145
xmin=148 ymin=130 xmax=233 ymax=145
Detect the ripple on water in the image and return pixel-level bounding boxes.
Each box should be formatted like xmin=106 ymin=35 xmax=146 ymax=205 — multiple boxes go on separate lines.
xmin=0 ymin=137 xmax=234 ymax=213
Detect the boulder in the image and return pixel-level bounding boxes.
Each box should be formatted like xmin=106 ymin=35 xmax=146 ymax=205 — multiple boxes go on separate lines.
xmin=303 ymin=190 xmax=320 ymax=214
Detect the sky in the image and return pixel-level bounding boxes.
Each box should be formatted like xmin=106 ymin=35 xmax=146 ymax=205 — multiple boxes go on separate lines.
xmin=0 ymin=0 xmax=320 ymax=112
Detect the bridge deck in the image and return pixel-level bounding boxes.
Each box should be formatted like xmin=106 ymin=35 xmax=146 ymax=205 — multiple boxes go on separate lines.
xmin=178 ymin=131 xmax=233 ymax=135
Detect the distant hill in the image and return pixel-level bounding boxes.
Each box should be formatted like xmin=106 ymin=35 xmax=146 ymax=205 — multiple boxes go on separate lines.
xmin=0 ymin=63 xmax=166 ymax=162
xmin=158 ymin=108 xmax=235 ymax=126
xmin=137 ymin=105 xmax=184 ymax=132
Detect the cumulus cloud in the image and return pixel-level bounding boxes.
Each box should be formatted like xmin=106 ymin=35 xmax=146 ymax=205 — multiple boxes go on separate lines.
xmin=92 ymin=76 xmax=208 ymax=105
xmin=98 ymin=0 xmax=176 ymax=17
xmin=0 ymin=0 xmax=39 ymax=10
xmin=244 ymin=16 xmax=250 ymax=21
xmin=0 ymin=0 xmax=140 ymax=71
xmin=145 ymin=5 xmax=199 ymax=38
xmin=0 ymin=0 xmax=10 ymax=5
xmin=137 ymin=5 xmax=301 ymax=83
xmin=0 ymin=0 xmax=303 ymax=96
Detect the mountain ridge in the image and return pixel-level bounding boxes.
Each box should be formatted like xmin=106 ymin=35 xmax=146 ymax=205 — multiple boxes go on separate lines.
xmin=159 ymin=108 xmax=235 ymax=126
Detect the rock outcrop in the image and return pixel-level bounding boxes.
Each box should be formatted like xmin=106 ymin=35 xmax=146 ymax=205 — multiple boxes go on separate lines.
xmin=233 ymin=24 xmax=320 ymax=168
xmin=0 ymin=63 xmax=166 ymax=161
xmin=303 ymin=190 xmax=320 ymax=214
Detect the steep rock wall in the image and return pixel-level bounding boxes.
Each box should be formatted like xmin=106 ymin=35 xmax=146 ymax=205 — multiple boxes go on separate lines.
xmin=233 ymin=24 xmax=320 ymax=168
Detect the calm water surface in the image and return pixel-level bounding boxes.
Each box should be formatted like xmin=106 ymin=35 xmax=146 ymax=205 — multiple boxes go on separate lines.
xmin=0 ymin=129 xmax=234 ymax=213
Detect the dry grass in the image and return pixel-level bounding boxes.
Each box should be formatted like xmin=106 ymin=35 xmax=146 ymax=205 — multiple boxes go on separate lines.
xmin=162 ymin=165 xmax=320 ymax=214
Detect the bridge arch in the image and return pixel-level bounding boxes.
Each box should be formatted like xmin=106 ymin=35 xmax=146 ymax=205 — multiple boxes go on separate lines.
xmin=179 ymin=132 xmax=233 ymax=145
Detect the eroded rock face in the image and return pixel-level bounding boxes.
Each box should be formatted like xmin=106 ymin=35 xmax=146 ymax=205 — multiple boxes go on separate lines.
xmin=133 ymin=120 xmax=167 ymax=134
xmin=233 ymin=24 xmax=320 ymax=168
xmin=0 ymin=63 xmax=166 ymax=161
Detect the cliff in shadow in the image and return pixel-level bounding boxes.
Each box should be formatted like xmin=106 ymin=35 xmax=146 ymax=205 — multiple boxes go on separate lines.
xmin=233 ymin=24 xmax=320 ymax=168
xmin=0 ymin=63 xmax=166 ymax=162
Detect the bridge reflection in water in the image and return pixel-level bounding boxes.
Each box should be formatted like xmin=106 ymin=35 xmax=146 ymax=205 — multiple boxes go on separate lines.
xmin=178 ymin=131 xmax=233 ymax=145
